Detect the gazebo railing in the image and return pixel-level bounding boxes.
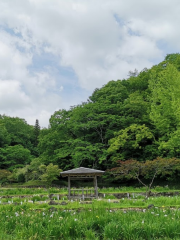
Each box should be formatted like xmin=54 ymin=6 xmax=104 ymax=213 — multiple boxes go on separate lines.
xmin=70 ymin=188 xmax=96 ymax=199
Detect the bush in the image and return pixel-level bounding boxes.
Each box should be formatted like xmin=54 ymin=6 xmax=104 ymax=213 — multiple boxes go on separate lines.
xmin=17 ymin=173 xmax=25 ymax=183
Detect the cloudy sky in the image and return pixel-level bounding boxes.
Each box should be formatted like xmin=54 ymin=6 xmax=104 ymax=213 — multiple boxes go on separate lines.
xmin=0 ymin=0 xmax=179 ymax=127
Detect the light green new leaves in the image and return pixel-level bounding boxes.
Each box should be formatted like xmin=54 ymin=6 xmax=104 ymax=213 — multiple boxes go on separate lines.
xmin=40 ymin=163 xmax=62 ymax=185
xmin=108 ymin=124 xmax=154 ymax=160
xmin=149 ymin=64 xmax=180 ymax=134
xmin=149 ymin=64 xmax=180 ymax=156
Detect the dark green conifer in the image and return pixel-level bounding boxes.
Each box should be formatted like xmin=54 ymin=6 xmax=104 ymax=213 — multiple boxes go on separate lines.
xmin=34 ymin=119 xmax=40 ymax=147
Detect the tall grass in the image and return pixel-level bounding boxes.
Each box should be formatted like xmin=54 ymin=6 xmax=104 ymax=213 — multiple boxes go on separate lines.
xmin=1 ymin=186 xmax=180 ymax=239
xmin=1 ymin=204 xmax=180 ymax=239
xmin=99 ymin=185 xmax=172 ymax=193
xmin=0 ymin=187 xmax=67 ymax=196
xmin=0 ymin=185 xmax=176 ymax=197
xmin=2 ymin=194 xmax=180 ymax=210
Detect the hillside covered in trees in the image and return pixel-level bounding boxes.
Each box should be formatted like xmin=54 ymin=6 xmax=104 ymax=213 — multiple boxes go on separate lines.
xmin=1 ymin=53 xmax=180 ymax=184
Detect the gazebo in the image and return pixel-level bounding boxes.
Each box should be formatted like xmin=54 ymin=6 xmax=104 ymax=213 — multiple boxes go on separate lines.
xmin=61 ymin=167 xmax=104 ymax=200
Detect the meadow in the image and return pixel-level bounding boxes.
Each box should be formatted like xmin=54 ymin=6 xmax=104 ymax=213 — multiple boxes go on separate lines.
xmin=1 ymin=186 xmax=180 ymax=239
xmin=0 ymin=185 xmax=175 ymax=196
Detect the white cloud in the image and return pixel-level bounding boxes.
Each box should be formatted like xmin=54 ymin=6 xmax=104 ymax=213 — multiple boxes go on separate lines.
xmin=0 ymin=0 xmax=180 ymax=126
xmin=0 ymin=29 xmax=62 ymax=127
xmin=0 ymin=80 xmax=30 ymax=110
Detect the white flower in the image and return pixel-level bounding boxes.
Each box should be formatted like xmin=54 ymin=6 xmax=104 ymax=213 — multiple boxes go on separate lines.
xmin=50 ymin=214 xmax=53 ymax=218
xmin=15 ymin=212 xmax=19 ymax=217
xmin=164 ymin=215 xmax=168 ymax=217
xmin=151 ymin=212 xmax=154 ymax=214
xmin=143 ymin=209 xmax=146 ymax=212
xmin=42 ymin=212 xmax=45 ymax=216
xmin=142 ymin=220 xmax=144 ymax=224
xmin=74 ymin=219 xmax=78 ymax=221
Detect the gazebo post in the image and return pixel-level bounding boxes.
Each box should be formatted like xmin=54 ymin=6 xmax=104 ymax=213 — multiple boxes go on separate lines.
xmin=68 ymin=176 xmax=71 ymax=199
xmin=94 ymin=176 xmax=98 ymax=198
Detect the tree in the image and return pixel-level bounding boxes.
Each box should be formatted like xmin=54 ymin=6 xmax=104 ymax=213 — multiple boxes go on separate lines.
xmin=14 ymin=159 xmax=46 ymax=183
xmin=149 ymin=64 xmax=180 ymax=134
xmin=34 ymin=119 xmax=40 ymax=147
xmin=165 ymin=53 xmax=180 ymax=71
xmin=40 ymin=163 xmax=62 ymax=186
xmin=0 ymin=169 xmax=11 ymax=185
xmin=0 ymin=145 xmax=32 ymax=169
xmin=69 ymin=140 xmax=107 ymax=169
xmin=37 ymin=54 xmax=180 ymax=171
xmin=149 ymin=64 xmax=180 ymax=157
xmin=128 ymin=68 xmax=139 ymax=77
xmin=0 ymin=115 xmax=35 ymax=155
xmin=0 ymin=124 xmax=10 ymax=147
xmin=38 ymin=127 xmax=69 ymax=167
xmin=110 ymin=158 xmax=180 ymax=198
xmin=108 ymin=124 xmax=154 ymax=161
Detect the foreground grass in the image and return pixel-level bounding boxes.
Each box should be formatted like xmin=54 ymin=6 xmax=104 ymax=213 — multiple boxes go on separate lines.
xmin=1 ymin=203 xmax=180 ymax=240
xmin=1 ymin=185 xmax=180 ymax=239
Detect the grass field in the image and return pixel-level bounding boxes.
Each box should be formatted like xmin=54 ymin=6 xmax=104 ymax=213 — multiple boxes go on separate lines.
xmin=1 ymin=203 xmax=180 ymax=239
xmin=1 ymin=186 xmax=180 ymax=239
xmin=0 ymin=185 xmax=177 ymax=196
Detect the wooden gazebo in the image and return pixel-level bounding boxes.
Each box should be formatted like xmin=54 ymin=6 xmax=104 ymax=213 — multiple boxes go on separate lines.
xmin=61 ymin=167 xmax=104 ymax=200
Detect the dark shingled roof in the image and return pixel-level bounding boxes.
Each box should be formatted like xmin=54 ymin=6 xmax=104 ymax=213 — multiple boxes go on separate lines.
xmin=61 ymin=167 xmax=104 ymax=177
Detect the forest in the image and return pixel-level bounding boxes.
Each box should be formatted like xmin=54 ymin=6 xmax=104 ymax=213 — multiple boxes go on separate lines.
xmin=1 ymin=53 xmax=180 ymax=185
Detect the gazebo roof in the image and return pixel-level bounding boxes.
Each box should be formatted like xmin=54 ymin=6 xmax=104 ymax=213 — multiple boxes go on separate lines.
xmin=61 ymin=167 xmax=104 ymax=177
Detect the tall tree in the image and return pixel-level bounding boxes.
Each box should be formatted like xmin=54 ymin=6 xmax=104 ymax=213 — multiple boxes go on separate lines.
xmin=108 ymin=124 xmax=155 ymax=161
xmin=34 ymin=119 xmax=40 ymax=147
xmin=149 ymin=64 xmax=180 ymax=157
xmin=0 ymin=115 xmax=35 ymax=153
xmin=0 ymin=145 xmax=32 ymax=170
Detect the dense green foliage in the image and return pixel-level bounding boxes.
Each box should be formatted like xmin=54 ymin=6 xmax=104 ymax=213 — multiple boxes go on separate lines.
xmin=0 ymin=116 xmax=35 ymax=170
xmin=1 ymin=53 xmax=180 ymax=184
xmin=38 ymin=53 xmax=180 ymax=170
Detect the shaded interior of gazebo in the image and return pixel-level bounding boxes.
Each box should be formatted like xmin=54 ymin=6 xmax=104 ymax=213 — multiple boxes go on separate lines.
xmin=61 ymin=167 xmax=104 ymax=200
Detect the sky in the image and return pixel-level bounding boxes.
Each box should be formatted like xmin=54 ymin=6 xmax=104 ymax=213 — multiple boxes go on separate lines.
xmin=0 ymin=0 xmax=180 ymax=127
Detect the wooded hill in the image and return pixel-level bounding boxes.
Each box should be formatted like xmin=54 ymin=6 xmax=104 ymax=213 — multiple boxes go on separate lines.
xmin=1 ymin=53 xmax=180 ymax=183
